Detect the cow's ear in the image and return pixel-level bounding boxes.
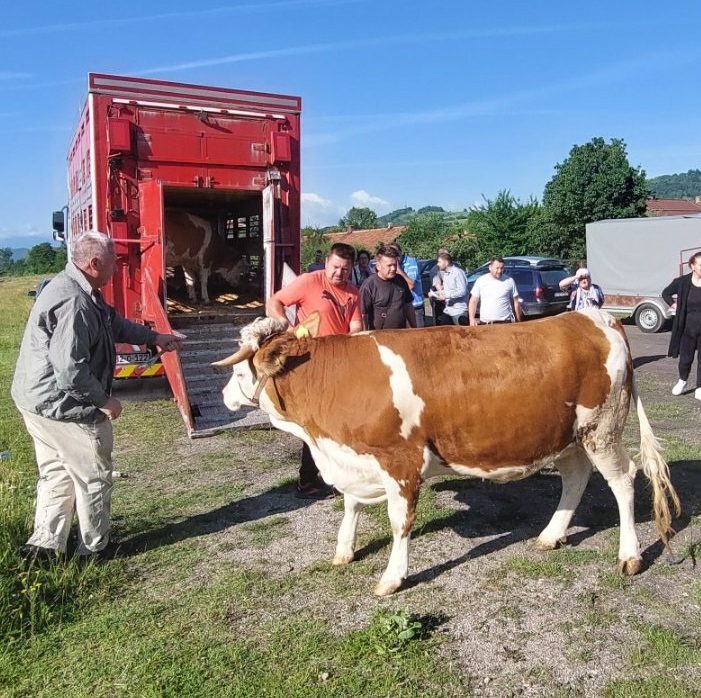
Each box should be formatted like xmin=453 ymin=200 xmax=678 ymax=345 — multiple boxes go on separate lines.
xmin=298 ymin=310 xmax=321 ymax=338
xmin=254 ymin=335 xmax=296 ymax=377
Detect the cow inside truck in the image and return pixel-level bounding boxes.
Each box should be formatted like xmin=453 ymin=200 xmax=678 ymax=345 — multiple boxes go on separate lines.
xmin=163 ymin=187 xmax=265 ymax=312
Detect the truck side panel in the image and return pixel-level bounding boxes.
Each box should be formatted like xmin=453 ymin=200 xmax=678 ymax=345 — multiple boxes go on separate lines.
xmin=587 ymin=216 xmax=701 ymax=299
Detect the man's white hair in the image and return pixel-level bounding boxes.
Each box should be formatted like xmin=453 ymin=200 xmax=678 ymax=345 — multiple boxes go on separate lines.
xmin=71 ymin=231 xmax=115 ymax=268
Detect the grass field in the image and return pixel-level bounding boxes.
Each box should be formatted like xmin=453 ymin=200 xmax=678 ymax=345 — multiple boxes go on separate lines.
xmin=1 ymin=274 xmax=700 ymax=697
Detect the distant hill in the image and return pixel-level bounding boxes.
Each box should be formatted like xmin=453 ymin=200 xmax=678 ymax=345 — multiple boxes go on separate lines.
xmin=377 ymin=206 xmax=470 ymax=227
xmin=12 ymin=248 xmax=29 ymax=260
xmin=377 ymin=207 xmax=416 ymax=226
xmin=313 ymin=206 xmax=472 ymax=234
xmin=648 ymin=169 xmax=701 ymax=199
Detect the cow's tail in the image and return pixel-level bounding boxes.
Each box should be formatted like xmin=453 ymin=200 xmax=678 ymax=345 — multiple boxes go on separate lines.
xmin=632 ymin=375 xmax=681 ymax=547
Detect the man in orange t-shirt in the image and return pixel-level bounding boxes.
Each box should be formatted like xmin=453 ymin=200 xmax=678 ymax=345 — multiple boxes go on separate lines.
xmin=267 ymin=242 xmax=362 ymax=497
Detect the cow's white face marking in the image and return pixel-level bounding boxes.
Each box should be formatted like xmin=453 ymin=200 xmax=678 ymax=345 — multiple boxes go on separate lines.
xmin=374 ymin=339 xmax=425 ymax=439
xmin=221 ymin=361 xmax=257 ymax=412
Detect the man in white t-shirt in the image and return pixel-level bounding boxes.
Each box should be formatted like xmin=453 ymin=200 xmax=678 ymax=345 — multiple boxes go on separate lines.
xmin=469 ymin=256 xmax=522 ymax=325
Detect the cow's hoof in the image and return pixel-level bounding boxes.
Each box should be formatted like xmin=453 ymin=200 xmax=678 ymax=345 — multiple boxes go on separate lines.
xmin=332 ymin=552 xmax=354 ymax=566
xmin=617 ymin=556 xmax=642 ymax=576
xmin=533 ymin=535 xmax=566 ymax=551
xmin=374 ymin=580 xmax=401 ymax=597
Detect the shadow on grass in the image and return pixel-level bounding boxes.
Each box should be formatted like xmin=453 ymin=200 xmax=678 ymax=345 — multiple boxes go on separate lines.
xmin=119 ymin=480 xmax=315 ymax=556
xmin=403 ymin=460 xmax=699 ymax=590
xmin=633 ymin=354 xmax=667 ymax=369
xmin=120 ymin=460 xmax=701 ymax=588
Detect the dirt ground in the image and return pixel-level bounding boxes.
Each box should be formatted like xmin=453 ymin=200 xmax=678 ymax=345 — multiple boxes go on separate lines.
xmin=121 ymin=321 xmax=701 ymax=697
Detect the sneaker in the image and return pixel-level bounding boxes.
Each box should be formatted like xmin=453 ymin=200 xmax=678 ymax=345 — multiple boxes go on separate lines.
xmin=695 ymin=388 xmax=701 ymax=401
xmin=672 ymin=379 xmax=687 ymax=396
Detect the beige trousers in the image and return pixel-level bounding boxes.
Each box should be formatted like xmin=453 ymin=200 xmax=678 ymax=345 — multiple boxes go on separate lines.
xmin=20 ymin=409 xmax=114 ymax=555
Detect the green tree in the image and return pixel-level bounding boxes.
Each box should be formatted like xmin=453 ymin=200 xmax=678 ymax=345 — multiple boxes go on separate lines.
xmin=53 ymin=245 xmax=67 ymax=270
xmin=396 ymin=213 xmax=479 ymax=267
xmin=300 ymin=226 xmax=330 ymax=271
xmin=538 ymin=137 xmax=648 ymax=260
xmin=0 ymin=248 xmax=13 ymax=275
xmin=467 ymin=190 xmax=541 ymax=261
xmin=21 ymin=243 xmax=67 ymax=275
xmin=396 ymin=213 xmax=451 ymax=260
xmin=338 ymin=207 xmax=378 ymax=230
xmin=23 ymin=243 xmax=56 ymax=274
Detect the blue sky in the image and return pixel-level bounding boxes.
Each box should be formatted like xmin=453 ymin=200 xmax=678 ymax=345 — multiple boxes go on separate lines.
xmin=1 ymin=0 xmax=700 ymax=249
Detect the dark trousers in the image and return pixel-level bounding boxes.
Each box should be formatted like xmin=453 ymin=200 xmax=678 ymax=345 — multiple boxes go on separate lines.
xmin=435 ymin=311 xmax=468 ymax=326
xmin=299 ymin=442 xmax=321 ymax=487
xmin=678 ymin=330 xmax=701 ymax=386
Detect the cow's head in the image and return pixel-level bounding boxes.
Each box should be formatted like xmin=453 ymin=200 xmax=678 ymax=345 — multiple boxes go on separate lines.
xmin=216 ymin=257 xmax=249 ymax=288
xmin=213 ymin=312 xmax=320 ymax=412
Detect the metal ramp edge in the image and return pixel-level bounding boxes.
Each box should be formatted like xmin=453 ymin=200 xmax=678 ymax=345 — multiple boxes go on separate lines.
xmin=176 ymin=317 xmax=270 ymax=436
xmin=142 ymin=273 xmax=269 ymax=437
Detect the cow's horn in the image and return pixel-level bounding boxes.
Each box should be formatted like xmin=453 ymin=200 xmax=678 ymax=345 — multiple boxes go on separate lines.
xmin=211 ymin=344 xmax=255 ymax=367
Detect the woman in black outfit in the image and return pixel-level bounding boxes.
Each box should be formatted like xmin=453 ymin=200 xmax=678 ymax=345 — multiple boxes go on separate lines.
xmin=662 ymin=251 xmax=701 ymax=399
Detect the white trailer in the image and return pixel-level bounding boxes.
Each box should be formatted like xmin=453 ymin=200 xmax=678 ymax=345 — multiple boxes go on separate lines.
xmin=586 ymin=215 xmax=701 ymax=332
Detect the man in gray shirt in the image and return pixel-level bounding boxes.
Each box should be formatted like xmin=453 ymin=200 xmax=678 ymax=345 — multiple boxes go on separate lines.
xmin=429 ymin=252 xmax=468 ymax=325
xmin=13 ymin=232 xmax=182 ymax=561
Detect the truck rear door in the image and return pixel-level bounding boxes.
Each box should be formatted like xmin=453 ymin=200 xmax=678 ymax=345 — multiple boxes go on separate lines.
xmin=138 ymin=179 xmax=195 ymax=432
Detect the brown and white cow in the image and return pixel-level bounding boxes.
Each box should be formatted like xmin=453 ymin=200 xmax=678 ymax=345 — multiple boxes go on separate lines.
xmin=214 ymin=310 xmax=680 ymax=596
xmin=165 ymin=210 xmax=247 ymax=303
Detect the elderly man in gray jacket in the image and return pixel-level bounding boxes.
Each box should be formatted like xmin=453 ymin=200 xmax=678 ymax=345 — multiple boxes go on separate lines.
xmin=12 ymin=231 xmax=182 ymax=561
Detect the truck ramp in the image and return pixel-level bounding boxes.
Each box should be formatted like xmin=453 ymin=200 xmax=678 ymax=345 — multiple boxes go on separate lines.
xmin=171 ymin=315 xmax=270 ymax=437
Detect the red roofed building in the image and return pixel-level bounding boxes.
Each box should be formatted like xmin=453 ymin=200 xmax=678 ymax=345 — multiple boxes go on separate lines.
xmin=647 ymin=197 xmax=701 ymax=216
xmin=326 ymin=225 xmax=407 ymax=253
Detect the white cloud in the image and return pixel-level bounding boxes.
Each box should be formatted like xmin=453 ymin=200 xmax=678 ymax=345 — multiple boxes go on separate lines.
xmin=0 ymin=223 xmax=49 ymax=245
xmin=351 ymin=190 xmax=389 ymax=208
xmin=301 ymin=192 xmax=333 ymax=208
xmin=0 ymin=1 xmax=363 ymax=38
xmin=301 ymin=192 xmax=343 ymax=227
xmin=0 ymin=72 xmax=32 ymax=81
xmin=139 ymin=21 xmax=649 ymax=76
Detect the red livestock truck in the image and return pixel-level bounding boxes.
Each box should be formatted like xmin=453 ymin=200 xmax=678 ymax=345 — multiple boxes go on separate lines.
xmin=53 ymin=73 xmax=301 ymax=436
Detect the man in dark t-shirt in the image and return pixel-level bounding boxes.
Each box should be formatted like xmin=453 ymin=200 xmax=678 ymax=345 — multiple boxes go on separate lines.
xmin=360 ymin=244 xmax=417 ymax=330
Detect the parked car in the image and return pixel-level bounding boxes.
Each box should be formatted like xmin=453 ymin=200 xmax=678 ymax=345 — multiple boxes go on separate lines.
xmin=467 ymin=257 xmax=571 ymax=319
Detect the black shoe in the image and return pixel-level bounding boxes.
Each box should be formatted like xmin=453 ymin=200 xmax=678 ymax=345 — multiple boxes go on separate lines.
xmin=82 ymin=542 xmax=122 ymax=562
xmin=21 ymin=544 xmax=58 ymax=564
xmin=295 ymin=482 xmax=336 ymax=500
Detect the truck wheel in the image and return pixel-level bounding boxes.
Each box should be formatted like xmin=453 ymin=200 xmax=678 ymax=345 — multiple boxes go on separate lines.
xmin=635 ymin=304 xmax=664 ymax=333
